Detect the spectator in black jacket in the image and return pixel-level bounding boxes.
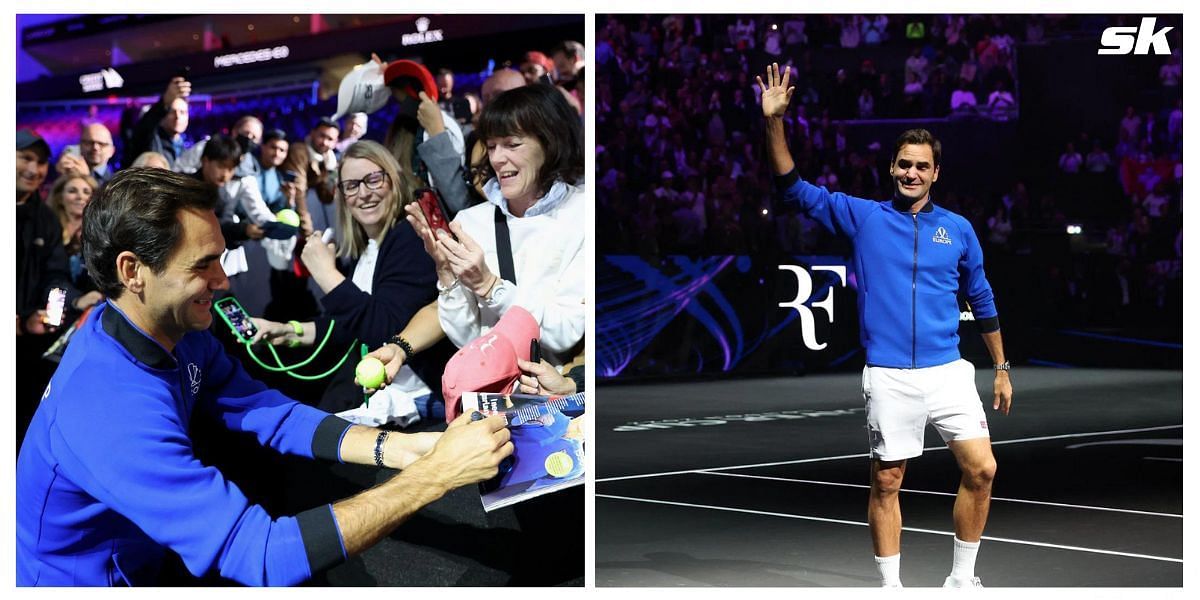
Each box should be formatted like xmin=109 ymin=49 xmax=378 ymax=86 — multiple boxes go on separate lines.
xmin=16 ymin=130 xmax=76 ymax=445
xmin=124 ymin=76 xmax=192 ymax=170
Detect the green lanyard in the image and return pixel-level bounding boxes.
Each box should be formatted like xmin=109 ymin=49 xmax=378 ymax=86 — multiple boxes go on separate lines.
xmin=241 ymin=319 xmax=356 ymax=381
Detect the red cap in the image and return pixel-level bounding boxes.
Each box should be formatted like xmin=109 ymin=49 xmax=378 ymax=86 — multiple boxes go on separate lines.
xmin=383 ymin=59 xmax=438 ymax=102
xmin=523 ymin=51 xmax=554 ymax=74
xmin=441 ymin=306 xmax=539 ymax=422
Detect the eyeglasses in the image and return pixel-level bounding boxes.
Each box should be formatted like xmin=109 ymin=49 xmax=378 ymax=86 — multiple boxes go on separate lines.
xmin=339 ymin=170 xmax=388 ymax=196
xmin=80 ymin=140 xmax=112 ymax=148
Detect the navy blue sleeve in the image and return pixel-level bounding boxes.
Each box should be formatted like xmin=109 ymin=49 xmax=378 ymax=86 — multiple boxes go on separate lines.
xmin=317 ymin=222 xmax=439 ymax=349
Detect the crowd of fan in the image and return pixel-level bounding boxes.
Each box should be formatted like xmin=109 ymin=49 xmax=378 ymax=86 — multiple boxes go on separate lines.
xmin=596 ymin=13 xmax=1181 ymax=332
xmin=17 ymin=39 xmax=587 ymax=440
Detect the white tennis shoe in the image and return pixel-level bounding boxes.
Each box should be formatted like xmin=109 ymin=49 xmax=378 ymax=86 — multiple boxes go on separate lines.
xmin=943 ymin=575 xmax=984 ymax=588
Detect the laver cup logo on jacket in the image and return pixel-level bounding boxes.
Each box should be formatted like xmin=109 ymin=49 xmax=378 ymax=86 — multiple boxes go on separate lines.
xmin=778 ymin=265 xmax=848 ymax=351
xmin=188 ymin=363 xmax=202 ymax=396
xmin=932 ymin=227 xmax=953 ymax=245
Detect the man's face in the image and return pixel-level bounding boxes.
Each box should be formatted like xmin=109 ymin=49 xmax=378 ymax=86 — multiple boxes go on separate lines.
xmin=310 ymin=125 xmax=339 ymax=155
xmin=140 ymin=207 xmax=229 ymax=341
xmin=437 ymin=73 xmax=453 ymax=96
xmin=891 ymin=143 xmax=940 ymax=205
xmin=260 ymin=139 xmax=289 ymax=168
xmin=201 ymin=157 xmax=237 ymax=186
xmin=161 ymin=97 xmax=189 ymax=136
xmin=520 ymin=61 xmax=546 ymax=84
xmin=552 ymin=51 xmax=574 ymax=78
xmin=235 ymin=119 xmax=263 ymax=145
xmin=80 ymin=124 xmax=115 ymax=170
xmin=16 ymin=149 xmax=48 ymax=197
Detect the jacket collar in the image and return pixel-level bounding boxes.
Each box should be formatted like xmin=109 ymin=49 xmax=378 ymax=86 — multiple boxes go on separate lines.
xmin=101 ymin=302 xmax=177 ymax=370
xmin=891 ymin=196 xmax=935 ymax=214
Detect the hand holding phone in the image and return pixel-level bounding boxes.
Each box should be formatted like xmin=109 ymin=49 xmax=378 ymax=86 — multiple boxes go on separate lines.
xmin=44 ymin=288 xmax=67 ymax=328
xmin=213 ymin=296 xmax=258 ymax=343
xmin=415 ymin=188 xmax=453 ymax=240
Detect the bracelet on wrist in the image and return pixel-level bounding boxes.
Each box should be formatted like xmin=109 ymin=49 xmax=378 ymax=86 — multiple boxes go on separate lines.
xmin=373 ymin=430 xmax=390 ymax=468
xmin=287 ymin=320 xmax=304 ymax=348
xmin=388 ymin=335 xmax=416 ymax=360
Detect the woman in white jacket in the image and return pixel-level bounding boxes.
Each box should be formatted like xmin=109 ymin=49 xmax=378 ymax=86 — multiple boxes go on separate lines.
xmin=427 ymin=84 xmax=585 ymax=365
xmin=363 ymin=84 xmax=585 ymax=384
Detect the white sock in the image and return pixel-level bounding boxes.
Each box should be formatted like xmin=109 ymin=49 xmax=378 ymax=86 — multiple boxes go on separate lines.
xmin=875 ymin=553 xmax=901 ymax=586
xmin=950 ymin=537 xmax=981 ymax=579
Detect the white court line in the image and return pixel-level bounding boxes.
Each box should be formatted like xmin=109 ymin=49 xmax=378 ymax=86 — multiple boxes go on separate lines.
xmin=1145 ymin=457 xmax=1183 ymax=463
xmin=597 ymin=424 xmax=1183 ymax=483
xmin=701 ymin=471 xmax=1183 ymax=518
xmin=598 ymin=494 xmax=1183 ymax=564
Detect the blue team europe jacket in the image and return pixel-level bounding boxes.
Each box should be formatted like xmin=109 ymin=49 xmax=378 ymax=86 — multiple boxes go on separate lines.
xmin=779 ymin=171 xmax=999 ymax=369
xmin=17 ymin=302 xmax=354 ymax=586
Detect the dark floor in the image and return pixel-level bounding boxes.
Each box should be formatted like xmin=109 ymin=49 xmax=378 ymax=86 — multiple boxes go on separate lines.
xmin=596 ymin=367 xmax=1182 ymax=587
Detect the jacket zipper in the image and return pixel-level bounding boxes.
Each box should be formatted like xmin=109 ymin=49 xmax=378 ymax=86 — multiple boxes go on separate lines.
xmin=911 ymin=213 xmax=918 ymax=369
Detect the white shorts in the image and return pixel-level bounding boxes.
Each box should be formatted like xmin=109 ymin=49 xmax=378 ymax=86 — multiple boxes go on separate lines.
xmin=862 ymin=359 xmax=989 ymax=461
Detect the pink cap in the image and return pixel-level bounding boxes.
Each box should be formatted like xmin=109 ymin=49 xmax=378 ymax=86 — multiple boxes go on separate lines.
xmin=442 ymin=306 xmax=539 ymax=422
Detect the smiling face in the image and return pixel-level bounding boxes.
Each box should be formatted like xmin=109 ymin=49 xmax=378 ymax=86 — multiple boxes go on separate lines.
xmin=140 ymin=207 xmax=229 ymax=343
xmin=16 ymin=149 xmax=48 ymax=198
xmin=310 ymin=124 xmax=339 ymax=155
xmin=62 ymin=177 xmax=94 ymax=219
xmin=891 ymin=143 xmax=940 ymax=208
xmin=487 ymin=133 xmax=546 ymax=210
xmin=340 ymin=156 xmax=392 ymax=236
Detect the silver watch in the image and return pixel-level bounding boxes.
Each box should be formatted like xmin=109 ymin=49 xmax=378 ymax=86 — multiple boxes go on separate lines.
xmin=993 ymin=361 xmax=1011 ymax=371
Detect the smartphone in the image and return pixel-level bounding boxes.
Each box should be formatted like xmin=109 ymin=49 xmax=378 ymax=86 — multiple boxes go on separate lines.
xmin=44 ymin=288 xmax=67 ymax=328
xmin=280 ymin=169 xmax=299 ymax=184
xmin=415 ymin=188 xmax=452 ymax=239
xmin=64 ymin=144 xmax=82 ymax=158
xmin=176 ymin=66 xmax=191 ymax=80
xmin=213 ymin=296 xmax=258 ymax=343
xmin=529 ymin=339 xmax=542 ymax=363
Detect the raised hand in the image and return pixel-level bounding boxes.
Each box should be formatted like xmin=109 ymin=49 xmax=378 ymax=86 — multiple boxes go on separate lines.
xmin=756 ymin=62 xmax=795 ymax=118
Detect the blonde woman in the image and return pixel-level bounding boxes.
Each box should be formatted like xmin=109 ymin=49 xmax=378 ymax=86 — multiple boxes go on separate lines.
xmin=47 ymin=174 xmax=104 ymax=313
xmin=252 ymin=141 xmax=448 ymax=424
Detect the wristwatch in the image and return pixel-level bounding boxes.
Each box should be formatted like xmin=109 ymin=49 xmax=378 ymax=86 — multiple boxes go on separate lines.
xmin=993 ymin=361 xmax=1011 ymax=371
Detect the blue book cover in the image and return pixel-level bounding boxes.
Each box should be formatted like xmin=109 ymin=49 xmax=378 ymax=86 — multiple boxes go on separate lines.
xmin=461 ymin=391 xmax=586 ymax=511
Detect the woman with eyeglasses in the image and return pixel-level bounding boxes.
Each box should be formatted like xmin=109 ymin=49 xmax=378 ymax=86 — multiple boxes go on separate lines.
xmin=251 ymin=140 xmax=452 ymax=425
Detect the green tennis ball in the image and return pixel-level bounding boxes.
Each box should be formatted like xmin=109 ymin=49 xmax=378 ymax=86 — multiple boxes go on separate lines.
xmin=275 ymin=209 xmax=300 ymax=227
xmin=356 ymin=357 xmax=387 ymax=389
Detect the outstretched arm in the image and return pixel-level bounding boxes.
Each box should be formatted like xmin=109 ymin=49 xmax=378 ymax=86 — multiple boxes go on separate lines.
xmin=757 ymin=63 xmax=796 ymax=176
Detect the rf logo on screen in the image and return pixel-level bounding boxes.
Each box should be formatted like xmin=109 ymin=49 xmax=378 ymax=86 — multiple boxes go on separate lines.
xmin=1098 ymin=17 xmax=1173 ymax=55
xmin=778 ymin=265 xmax=847 ymax=351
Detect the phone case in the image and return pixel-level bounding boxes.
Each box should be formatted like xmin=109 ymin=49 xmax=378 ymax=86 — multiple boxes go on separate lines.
xmin=213 ymin=297 xmax=258 ymax=343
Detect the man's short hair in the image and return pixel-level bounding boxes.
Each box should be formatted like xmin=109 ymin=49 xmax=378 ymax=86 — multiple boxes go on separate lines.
xmin=552 ymin=40 xmax=584 ymax=60
xmin=83 ymin=168 xmax=220 ymax=299
xmin=202 ymin=133 xmax=243 ymax=164
xmin=314 ymin=116 xmax=340 ymax=132
xmin=262 ymin=128 xmax=287 ymax=145
xmin=892 ymin=128 xmax=942 ymax=166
